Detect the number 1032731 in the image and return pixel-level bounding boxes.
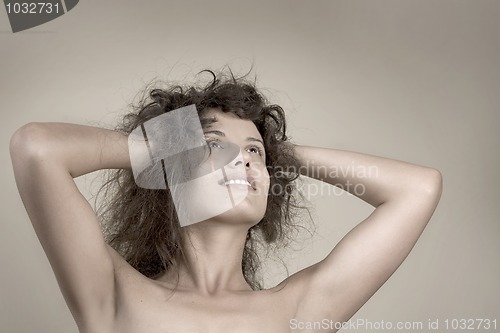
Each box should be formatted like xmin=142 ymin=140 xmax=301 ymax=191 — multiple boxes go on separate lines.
xmin=6 ymin=2 xmax=61 ymax=14
xmin=443 ymin=318 xmax=496 ymax=330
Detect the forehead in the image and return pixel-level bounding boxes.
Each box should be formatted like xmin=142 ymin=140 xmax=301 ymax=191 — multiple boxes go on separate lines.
xmin=200 ymin=109 xmax=263 ymax=140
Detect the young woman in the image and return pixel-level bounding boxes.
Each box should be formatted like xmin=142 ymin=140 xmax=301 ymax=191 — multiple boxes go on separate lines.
xmin=10 ymin=70 xmax=442 ymax=333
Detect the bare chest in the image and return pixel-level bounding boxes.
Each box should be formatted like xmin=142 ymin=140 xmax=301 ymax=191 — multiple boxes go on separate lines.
xmin=111 ymin=282 xmax=297 ymax=333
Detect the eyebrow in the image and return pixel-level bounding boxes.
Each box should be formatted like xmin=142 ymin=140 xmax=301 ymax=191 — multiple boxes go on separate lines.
xmin=200 ymin=116 xmax=218 ymax=128
xmin=203 ymin=130 xmax=265 ymax=146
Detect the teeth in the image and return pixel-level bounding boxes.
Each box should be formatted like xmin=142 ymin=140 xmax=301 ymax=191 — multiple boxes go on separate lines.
xmin=224 ymin=179 xmax=252 ymax=186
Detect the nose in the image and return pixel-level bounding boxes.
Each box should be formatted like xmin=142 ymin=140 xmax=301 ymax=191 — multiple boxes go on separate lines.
xmin=234 ymin=149 xmax=251 ymax=168
xmin=234 ymin=160 xmax=250 ymax=168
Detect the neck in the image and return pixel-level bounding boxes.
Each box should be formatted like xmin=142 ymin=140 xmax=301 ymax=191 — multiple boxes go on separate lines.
xmin=157 ymin=221 xmax=253 ymax=296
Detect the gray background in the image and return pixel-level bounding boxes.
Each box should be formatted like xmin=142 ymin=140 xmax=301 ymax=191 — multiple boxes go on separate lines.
xmin=1 ymin=0 xmax=499 ymax=332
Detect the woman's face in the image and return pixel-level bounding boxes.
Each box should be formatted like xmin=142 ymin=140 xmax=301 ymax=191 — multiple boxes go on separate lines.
xmin=175 ymin=108 xmax=270 ymax=227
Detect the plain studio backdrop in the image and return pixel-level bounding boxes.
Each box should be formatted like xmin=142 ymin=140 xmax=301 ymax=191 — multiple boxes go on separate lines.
xmin=1 ymin=1 xmax=499 ymax=332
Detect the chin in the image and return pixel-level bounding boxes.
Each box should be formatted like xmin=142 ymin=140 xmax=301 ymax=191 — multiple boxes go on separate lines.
xmin=208 ymin=199 xmax=266 ymax=226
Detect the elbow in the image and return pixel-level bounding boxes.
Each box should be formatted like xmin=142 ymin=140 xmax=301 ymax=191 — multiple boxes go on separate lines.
xmin=420 ymin=167 xmax=443 ymax=203
xmin=10 ymin=122 xmax=49 ymax=162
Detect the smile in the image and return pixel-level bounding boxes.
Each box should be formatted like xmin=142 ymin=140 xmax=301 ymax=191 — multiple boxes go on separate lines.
xmin=218 ymin=177 xmax=257 ymax=190
xmin=223 ymin=179 xmax=252 ymax=187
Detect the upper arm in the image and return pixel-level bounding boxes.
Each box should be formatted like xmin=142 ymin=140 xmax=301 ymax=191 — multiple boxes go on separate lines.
xmin=10 ymin=125 xmax=116 ymax=327
xmin=288 ymin=169 xmax=442 ymax=323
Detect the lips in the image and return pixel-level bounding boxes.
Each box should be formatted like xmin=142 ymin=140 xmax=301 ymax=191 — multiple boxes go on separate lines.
xmin=218 ymin=174 xmax=256 ymax=190
xmin=246 ymin=175 xmax=256 ymax=190
xmin=224 ymin=179 xmax=252 ymax=186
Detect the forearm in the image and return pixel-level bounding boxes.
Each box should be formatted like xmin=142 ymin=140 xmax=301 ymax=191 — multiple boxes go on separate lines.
xmin=292 ymin=145 xmax=442 ymax=207
xmin=10 ymin=122 xmax=130 ymax=178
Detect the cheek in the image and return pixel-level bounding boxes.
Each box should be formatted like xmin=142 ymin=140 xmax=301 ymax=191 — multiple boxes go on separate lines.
xmin=263 ymin=173 xmax=271 ymax=192
xmin=255 ymin=165 xmax=270 ymax=191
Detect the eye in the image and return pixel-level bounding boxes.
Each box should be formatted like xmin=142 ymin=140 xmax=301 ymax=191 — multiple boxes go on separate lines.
xmin=247 ymin=145 xmax=264 ymax=156
xmin=206 ymin=139 xmax=224 ymax=149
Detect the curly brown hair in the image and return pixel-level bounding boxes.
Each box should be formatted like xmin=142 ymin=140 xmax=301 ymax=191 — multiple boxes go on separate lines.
xmin=96 ymin=69 xmax=307 ymax=290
